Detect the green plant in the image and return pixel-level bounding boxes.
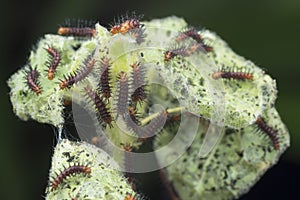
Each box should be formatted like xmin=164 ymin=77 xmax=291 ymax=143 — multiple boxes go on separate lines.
xmin=7 ymin=15 xmax=289 ymax=200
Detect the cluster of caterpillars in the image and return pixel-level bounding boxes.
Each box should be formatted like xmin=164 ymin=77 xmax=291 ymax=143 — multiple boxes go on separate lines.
xmin=24 ymin=14 xmax=145 ymax=96
xmin=24 ymin=15 xmax=281 ymax=152
xmin=162 ymin=28 xmax=280 ymax=150
xmin=24 ymin=14 xmax=282 ymax=200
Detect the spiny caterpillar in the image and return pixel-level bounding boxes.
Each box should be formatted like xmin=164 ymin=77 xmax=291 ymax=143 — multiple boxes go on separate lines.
xmin=174 ymin=28 xmax=212 ymax=52
xmin=45 ymin=46 xmax=61 ymax=80
xmin=130 ymin=62 xmax=147 ymax=103
xmin=176 ymin=28 xmax=203 ymax=43
xmin=124 ymin=106 xmax=141 ymax=136
xmin=110 ymin=15 xmax=142 ymax=35
xmin=59 ymin=51 xmax=96 ymax=89
xmin=58 ymin=19 xmax=96 ymax=37
xmin=51 ymin=164 xmax=91 ymax=190
xmin=115 ymin=71 xmax=129 ymax=118
xmin=124 ymin=106 xmax=168 ymax=140
xmin=255 ymin=116 xmax=280 ymax=150
xmin=137 ymin=109 xmax=168 ymax=140
xmin=98 ymin=56 xmax=112 ymax=99
xmin=164 ymin=42 xmax=211 ymax=61
xmin=25 ymin=66 xmax=42 ymax=95
xmin=84 ymin=86 xmax=113 ymax=128
xmin=212 ymin=69 xmax=253 ymax=81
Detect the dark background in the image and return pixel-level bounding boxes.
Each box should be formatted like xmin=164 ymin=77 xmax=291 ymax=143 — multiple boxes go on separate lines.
xmin=1 ymin=0 xmax=299 ymax=199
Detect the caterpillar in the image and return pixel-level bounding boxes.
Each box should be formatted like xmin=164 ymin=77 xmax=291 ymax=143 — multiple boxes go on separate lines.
xmin=255 ymin=116 xmax=280 ymax=150
xmin=142 ymin=109 xmax=168 ymax=138
xmin=212 ymin=70 xmax=253 ymax=80
xmin=128 ymin=106 xmax=141 ymax=125
xmin=58 ymin=27 xmax=96 ymax=37
xmin=51 ymin=164 xmax=91 ymax=190
xmin=84 ymin=86 xmax=113 ymax=128
xmin=58 ymin=19 xmax=96 ymax=37
xmin=124 ymin=106 xmax=141 ymax=135
xmin=137 ymin=109 xmax=168 ymax=140
xmin=45 ymin=46 xmax=61 ymax=80
xmin=110 ymin=16 xmax=142 ymax=35
xmin=59 ymin=51 xmax=96 ymax=89
xmin=164 ymin=42 xmax=210 ymax=61
xmin=115 ymin=71 xmax=129 ymax=118
xmin=25 ymin=66 xmax=42 ymax=95
xmin=130 ymin=62 xmax=147 ymax=103
xmin=97 ymin=57 xmax=112 ymax=99
xmin=123 ymin=105 xmax=167 ymax=142
xmin=176 ymin=28 xmax=203 ymax=43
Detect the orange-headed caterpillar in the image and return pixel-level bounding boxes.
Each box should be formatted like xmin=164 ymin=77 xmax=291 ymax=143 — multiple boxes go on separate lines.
xmin=59 ymin=51 xmax=96 ymax=89
xmin=115 ymin=71 xmax=129 ymax=118
xmin=255 ymin=116 xmax=280 ymax=150
xmin=110 ymin=13 xmax=142 ymax=35
xmin=58 ymin=19 xmax=96 ymax=37
xmin=97 ymin=57 xmax=112 ymax=99
xmin=212 ymin=70 xmax=253 ymax=81
xmin=84 ymin=86 xmax=113 ymax=128
xmin=51 ymin=164 xmax=91 ymax=190
xmin=130 ymin=62 xmax=147 ymax=103
xmin=25 ymin=66 xmax=42 ymax=95
xmin=45 ymin=46 xmax=61 ymax=80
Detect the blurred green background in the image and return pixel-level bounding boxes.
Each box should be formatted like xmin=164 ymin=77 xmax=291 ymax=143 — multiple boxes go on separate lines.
xmin=1 ymin=0 xmax=299 ymax=199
